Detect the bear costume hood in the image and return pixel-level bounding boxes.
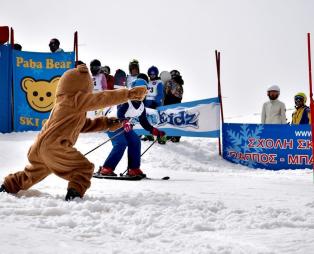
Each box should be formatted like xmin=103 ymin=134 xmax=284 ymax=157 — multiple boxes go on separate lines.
xmin=56 ymin=64 xmax=93 ymax=96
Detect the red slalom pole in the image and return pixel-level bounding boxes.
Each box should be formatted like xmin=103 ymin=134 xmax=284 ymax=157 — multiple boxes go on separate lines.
xmin=307 ymin=33 xmax=314 ymax=182
xmin=10 ymin=27 xmax=14 ymax=48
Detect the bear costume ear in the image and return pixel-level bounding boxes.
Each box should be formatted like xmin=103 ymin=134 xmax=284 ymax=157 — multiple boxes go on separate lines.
xmin=22 ymin=77 xmax=35 ymax=92
xmin=51 ymin=76 xmax=60 ymax=86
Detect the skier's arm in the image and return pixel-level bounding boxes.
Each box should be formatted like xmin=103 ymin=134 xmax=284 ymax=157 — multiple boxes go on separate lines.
xmin=81 ymin=117 xmax=122 ymax=133
xmin=117 ymin=103 xmax=129 ymax=119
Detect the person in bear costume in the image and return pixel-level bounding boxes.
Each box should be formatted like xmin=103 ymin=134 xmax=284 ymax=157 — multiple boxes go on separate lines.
xmin=0 ymin=64 xmax=147 ymax=200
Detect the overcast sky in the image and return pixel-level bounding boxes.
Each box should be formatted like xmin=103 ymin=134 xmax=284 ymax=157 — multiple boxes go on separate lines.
xmin=1 ymin=0 xmax=314 ymax=121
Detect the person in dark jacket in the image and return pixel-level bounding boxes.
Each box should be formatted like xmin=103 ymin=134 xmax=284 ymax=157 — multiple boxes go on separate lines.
xmin=164 ymin=70 xmax=184 ymax=142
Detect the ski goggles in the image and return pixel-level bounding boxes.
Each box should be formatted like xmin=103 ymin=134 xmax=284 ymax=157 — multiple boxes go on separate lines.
xmin=294 ymin=96 xmax=305 ymax=102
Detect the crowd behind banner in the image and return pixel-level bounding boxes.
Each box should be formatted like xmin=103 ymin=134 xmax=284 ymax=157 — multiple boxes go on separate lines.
xmin=87 ymin=58 xmax=186 ymax=144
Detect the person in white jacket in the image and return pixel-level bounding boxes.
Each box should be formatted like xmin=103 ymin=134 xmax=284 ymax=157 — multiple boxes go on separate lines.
xmin=261 ymin=85 xmax=287 ymax=124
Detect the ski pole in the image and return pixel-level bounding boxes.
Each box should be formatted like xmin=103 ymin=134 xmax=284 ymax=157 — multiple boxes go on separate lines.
xmin=120 ymin=138 xmax=158 ymax=176
xmin=84 ymin=128 xmax=125 ymax=156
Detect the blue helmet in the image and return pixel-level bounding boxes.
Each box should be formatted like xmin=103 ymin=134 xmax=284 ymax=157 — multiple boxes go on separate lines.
xmin=147 ymin=66 xmax=159 ymax=76
xmin=131 ymin=78 xmax=148 ymax=88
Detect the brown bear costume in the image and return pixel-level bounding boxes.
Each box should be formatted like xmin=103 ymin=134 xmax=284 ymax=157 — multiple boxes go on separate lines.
xmin=1 ymin=64 xmax=147 ymax=200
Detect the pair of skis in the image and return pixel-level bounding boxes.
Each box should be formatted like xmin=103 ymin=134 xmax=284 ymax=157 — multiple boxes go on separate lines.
xmin=93 ymin=172 xmax=170 ymax=181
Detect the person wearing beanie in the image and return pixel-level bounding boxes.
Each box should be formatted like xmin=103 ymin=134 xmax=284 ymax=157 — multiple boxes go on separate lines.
xmin=99 ymin=78 xmax=166 ymax=178
xmin=100 ymin=66 xmax=114 ymax=90
xmin=126 ymin=59 xmax=140 ymax=88
xmin=0 ymin=64 xmax=147 ymax=201
xmin=164 ymin=71 xmax=184 ymax=142
xmin=291 ymin=92 xmax=311 ymax=124
xmin=261 ymin=85 xmax=287 ymax=124
xmin=90 ymin=59 xmax=108 ymax=91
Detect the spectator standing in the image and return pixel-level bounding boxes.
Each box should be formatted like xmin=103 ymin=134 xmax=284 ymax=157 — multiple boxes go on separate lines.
xmin=90 ymin=59 xmax=107 ymax=92
xmin=291 ymin=92 xmax=311 ymax=124
xmin=261 ymin=85 xmax=287 ymax=124
xmin=101 ymin=65 xmax=114 ymax=90
xmin=164 ymin=70 xmax=184 ymax=142
xmin=13 ymin=43 xmax=22 ymax=51
xmin=49 ymin=38 xmax=64 ymax=53
xmin=126 ymin=59 xmax=140 ymax=88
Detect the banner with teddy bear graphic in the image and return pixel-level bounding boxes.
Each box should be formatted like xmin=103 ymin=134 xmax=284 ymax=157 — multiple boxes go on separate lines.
xmin=12 ymin=50 xmax=75 ymax=131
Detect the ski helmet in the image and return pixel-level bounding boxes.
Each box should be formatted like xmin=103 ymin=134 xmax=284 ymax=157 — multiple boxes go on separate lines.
xmin=131 ymin=78 xmax=148 ymax=88
xmin=267 ymin=85 xmax=280 ymax=93
xmin=147 ymin=66 xmax=159 ymax=77
xmin=295 ymin=92 xmax=307 ymax=103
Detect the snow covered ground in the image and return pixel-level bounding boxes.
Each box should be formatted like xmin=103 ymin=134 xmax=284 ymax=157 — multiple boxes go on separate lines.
xmin=1 ymin=131 xmax=314 ymax=254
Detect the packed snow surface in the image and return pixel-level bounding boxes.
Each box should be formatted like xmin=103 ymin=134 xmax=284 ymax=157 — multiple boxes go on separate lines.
xmin=1 ymin=131 xmax=314 ymax=254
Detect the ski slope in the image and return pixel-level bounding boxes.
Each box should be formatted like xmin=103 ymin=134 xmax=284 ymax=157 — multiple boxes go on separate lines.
xmin=1 ymin=131 xmax=314 ymax=254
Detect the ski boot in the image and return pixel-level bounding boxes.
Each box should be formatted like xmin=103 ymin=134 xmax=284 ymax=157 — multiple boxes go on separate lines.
xmin=127 ymin=168 xmax=146 ymax=178
xmin=0 ymin=184 xmax=7 ymax=193
xmin=65 ymin=188 xmax=81 ymax=201
xmin=141 ymin=135 xmax=154 ymax=141
xmin=99 ymin=166 xmax=117 ymax=176
xmin=158 ymin=136 xmax=167 ymax=145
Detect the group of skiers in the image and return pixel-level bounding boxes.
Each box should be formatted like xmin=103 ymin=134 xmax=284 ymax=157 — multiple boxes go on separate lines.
xmin=261 ymin=85 xmax=311 ymax=124
xmin=87 ymin=59 xmax=185 ymax=178
xmin=89 ymin=58 xmax=184 ymax=144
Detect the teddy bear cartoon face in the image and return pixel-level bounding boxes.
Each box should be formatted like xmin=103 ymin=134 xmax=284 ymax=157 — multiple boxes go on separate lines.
xmin=21 ymin=77 xmax=60 ymax=112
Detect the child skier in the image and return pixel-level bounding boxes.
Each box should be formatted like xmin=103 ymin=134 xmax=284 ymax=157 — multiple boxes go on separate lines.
xmin=144 ymin=66 xmax=164 ymax=108
xmin=126 ymin=59 xmax=140 ymax=88
xmin=142 ymin=66 xmax=166 ymax=144
xmin=99 ymin=78 xmax=166 ymax=177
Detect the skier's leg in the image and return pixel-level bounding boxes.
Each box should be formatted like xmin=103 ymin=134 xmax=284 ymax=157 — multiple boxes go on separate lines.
xmin=126 ymin=130 xmax=141 ymax=169
xmin=3 ymin=146 xmax=51 ymax=193
xmin=103 ymin=129 xmax=127 ymax=169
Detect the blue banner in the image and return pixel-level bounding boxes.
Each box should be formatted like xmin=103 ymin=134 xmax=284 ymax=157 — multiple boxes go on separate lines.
xmin=12 ymin=50 xmax=74 ymax=131
xmin=133 ymin=98 xmax=221 ymax=138
xmin=223 ymin=123 xmax=313 ymax=170
xmin=0 ymin=45 xmax=13 ymax=133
